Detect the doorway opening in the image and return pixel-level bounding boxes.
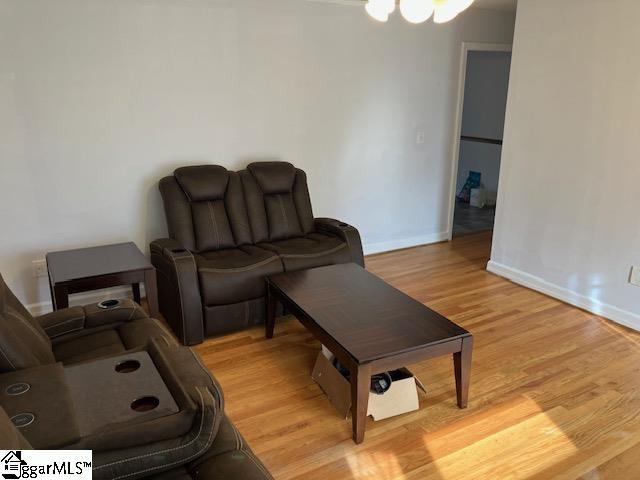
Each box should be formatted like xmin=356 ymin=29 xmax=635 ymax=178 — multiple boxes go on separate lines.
xmin=447 ymin=43 xmax=512 ymax=239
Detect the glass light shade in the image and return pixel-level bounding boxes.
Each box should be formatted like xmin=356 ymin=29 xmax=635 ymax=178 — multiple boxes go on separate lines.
xmin=366 ymin=0 xmax=396 ymax=22
xmin=379 ymin=0 xmax=397 ymax=13
xmin=365 ymin=0 xmax=390 ymax=22
xmin=433 ymin=0 xmax=460 ymax=23
xmin=455 ymin=0 xmax=475 ymax=14
xmin=399 ymin=0 xmax=434 ymax=24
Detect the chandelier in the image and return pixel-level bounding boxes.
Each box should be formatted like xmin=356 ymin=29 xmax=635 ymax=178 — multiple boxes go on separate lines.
xmin=365 ymin=0 xmax=475 ymax=24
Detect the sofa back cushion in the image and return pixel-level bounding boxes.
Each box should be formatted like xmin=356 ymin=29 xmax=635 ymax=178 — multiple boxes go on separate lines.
xmin=0 ymin=274 xmax=54 ymax=373
xmin=240 ymin=162 xmax=314 ymax=243
xmin=160 ymin=166 xmax=253 ymax=252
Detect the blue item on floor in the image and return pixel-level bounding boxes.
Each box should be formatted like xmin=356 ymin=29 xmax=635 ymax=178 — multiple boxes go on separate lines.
xmin=457 ymin=171 xmax=482 ymax=203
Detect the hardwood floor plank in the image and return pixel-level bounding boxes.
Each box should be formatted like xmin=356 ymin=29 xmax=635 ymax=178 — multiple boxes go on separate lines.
xmin=193 ymin=231 xmax=640 ymax=479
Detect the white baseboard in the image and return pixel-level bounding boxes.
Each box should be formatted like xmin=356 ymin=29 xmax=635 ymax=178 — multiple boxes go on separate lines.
xmin=26 ymin=285 xmax=146 ymax=316
xmin=487 ymin=260 xmax=640 ymax=332
xmin=364 ymin=231 xmax=450 ymax=256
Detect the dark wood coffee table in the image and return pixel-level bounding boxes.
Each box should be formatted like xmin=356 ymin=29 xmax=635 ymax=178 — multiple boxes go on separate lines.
xmin=265 ymin=263 xmax=473 ymax=444
xmin=46 ymin=242 xmax=159 ymax=317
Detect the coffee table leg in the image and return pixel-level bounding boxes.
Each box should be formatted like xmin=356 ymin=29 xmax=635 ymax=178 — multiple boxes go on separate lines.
xmin=454 ymin=335 xmax=473 ymax=408
xmin=351 ymin=362 xmax=371 ymax=444
xmin=265 ymin=285 xmax=277 ymax=339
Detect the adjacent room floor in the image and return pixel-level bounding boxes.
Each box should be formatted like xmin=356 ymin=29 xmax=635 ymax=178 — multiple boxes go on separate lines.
xmin=452 ymin=201 xmax=496 ymax=236
xmin=194 ymin=231 xmax=640 ymax=480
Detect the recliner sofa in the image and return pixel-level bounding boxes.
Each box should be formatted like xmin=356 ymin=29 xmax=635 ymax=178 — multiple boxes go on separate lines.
xmin=0 ymin=274 xmax=166 ymax=372
xmin=0 ymin=274 xmax=272 ymax=480
xmin=152 ymin=161 xmax=364 ymax=345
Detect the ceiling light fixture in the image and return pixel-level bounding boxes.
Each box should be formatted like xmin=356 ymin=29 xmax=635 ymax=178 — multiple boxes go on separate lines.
xmin=365 ymin=0 xmax=475 ymax=25
xmin=365 ymin=0 xmax=396 ymax=22
xmin=399 ymin=0 xmax=434 ymax=24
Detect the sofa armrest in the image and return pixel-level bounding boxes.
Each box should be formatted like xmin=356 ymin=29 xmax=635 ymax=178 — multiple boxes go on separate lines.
xmin=186 ymin=415 xmax=274 ymax=480
xmin=83 ymin=299 xmax=147 ymax=328
xmin=314 ymin=218 xmax=365 ymax=267
xmin=37 ymin=307 xmax=86 ymax=339
xmin=150 ymin=239 xmax=204 ymax=345
xmin=37 ymin=300 xmax=146 ymax=339
xmin=0 ymin=406 xmax=32 ymax=450
xmin=91 ymin=340 xmax=224 ymax=480
xmin=151 ymin=238 xmax=189 ymax=257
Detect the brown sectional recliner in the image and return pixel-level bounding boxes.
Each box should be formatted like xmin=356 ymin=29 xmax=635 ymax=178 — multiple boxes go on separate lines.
xmin=0 ymin=276 xmax=162 ymax=372
xmin=1 ymin=407 xmax=271 ymax=480
xmin=152 ymin=161 xmax=364 ymax=345
xmin=0 ymin=274 xmax=272 ymax=480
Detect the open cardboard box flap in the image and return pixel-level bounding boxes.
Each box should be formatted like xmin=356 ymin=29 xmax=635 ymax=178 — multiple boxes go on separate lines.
xmin=312 ymin=350 xmax=426 ymax=421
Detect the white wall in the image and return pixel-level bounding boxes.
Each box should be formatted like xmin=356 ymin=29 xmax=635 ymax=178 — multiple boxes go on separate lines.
xmin=456 ymin=51 xmax=511 ymax=198
xmin=0 ymin=0 xmax=515 ymax=310
xmin=461 ymin=51 xmax=511 ymax=140
xmin=490 ymin=0 xmax=640 ymax=329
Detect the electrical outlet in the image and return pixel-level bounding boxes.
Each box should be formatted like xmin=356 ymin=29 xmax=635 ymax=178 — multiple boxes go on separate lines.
xmin=630 ymin=266 xmax=640 ymax=287
xmin=416 ymin=131 xmax=425 ymax=144
xmin=32 ymin=259 xmax=48 ymax=278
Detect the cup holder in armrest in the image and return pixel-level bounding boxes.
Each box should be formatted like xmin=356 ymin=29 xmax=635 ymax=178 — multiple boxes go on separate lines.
xmin=115 ymin=360 xmax=141 ymax=373
xmin=98 ymin=299 xmax=120 ymax=310
xmin=131 ymin=396 xmax=160 ymax=412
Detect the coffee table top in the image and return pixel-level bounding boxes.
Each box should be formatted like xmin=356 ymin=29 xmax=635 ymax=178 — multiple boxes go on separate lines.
xmin=267 ymin=263 xmax=470 ymax=363
xmin=46 ymin=242 xmax=152 ymax=284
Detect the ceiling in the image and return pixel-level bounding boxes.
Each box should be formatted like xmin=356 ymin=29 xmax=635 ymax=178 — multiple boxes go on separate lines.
xmin=472 ymin=0 xmax=517 ymax=12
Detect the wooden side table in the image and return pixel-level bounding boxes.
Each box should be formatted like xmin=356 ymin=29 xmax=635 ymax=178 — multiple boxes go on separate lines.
xmin=46 ymin=242 xmax=159 ymax=318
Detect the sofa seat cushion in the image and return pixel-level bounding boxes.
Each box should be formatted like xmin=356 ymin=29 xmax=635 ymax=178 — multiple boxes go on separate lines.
xmin=118 ymin=317 xmax=178 ymax=347
xmin=259 ymin=232 xmax=351 ymax=272
xmin=53 ymin=318 xmax=173 ymax=364
xmin=53 ymin=330 xmax=124 ymax=364
xmin=196 ymin=246 xmax=283 ymax=306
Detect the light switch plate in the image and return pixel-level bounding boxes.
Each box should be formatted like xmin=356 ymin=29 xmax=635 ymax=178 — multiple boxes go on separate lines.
xmin=32 ymin=259 xmax=48 ymax=278
xmin=629 ymin=266 xmax=640 ymax=287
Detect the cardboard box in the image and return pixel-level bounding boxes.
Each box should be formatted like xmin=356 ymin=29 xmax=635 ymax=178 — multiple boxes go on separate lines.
xmin=311 ymin=350 xmax=426 ymax=421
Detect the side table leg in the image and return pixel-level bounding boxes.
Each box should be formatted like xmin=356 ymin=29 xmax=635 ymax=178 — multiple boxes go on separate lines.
xmin=132 ymin=283 xmax=141 ymax=303
xmin=454 ymin=335 xmax=474 ymax=408
xmin=53 ymin=285 xmax=69 ymax=311
xmin=144 ymin=269 xmax=160 ymax=318
xmin=351 ymin=362 xmax=371 ymax=444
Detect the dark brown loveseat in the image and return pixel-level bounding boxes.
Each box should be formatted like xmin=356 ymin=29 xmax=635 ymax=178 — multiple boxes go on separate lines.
xmin=0 ymin=274 xmax=272 ymax=480
xmin=151 ymin=161 xmax=364 ymax=345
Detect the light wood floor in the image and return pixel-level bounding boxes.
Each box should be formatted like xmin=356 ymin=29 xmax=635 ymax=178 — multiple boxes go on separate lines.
xmin=194 ymin=231 xmax=640 ymax=480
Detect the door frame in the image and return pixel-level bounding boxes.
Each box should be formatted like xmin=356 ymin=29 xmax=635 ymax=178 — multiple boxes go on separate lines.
xmin=446 ymin=42 xmax=512 ymax=241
